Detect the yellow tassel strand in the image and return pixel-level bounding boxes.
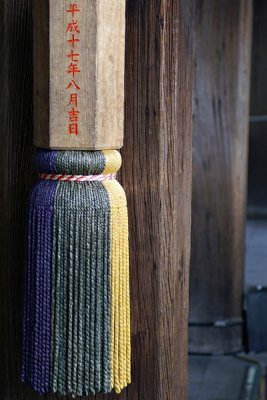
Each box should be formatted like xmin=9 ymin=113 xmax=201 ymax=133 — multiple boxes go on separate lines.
xmin=102 ymin=150 xmax=131 ymax=394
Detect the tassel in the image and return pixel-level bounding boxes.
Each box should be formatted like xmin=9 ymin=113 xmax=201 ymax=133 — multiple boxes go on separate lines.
xmin=22 ymin=149 xmax=130 ymax=396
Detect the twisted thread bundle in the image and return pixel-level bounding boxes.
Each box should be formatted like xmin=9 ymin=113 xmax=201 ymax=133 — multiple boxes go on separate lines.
xmin=22 ymin=149 xmax=130 ymax=396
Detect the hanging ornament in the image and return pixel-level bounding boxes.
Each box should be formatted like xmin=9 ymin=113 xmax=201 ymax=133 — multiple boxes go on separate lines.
xmin=22 ymin=0 xmax=130 ymax=396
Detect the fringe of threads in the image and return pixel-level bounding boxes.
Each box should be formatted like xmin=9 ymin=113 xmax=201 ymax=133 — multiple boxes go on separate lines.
xmin=22 ymin=150 xmax=130 ymax=396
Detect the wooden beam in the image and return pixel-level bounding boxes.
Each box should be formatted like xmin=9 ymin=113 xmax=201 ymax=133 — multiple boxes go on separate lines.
xmin=189 ymin=0 xmax=253 ymax=353
xmin=33 ymin=0 xmax=125 ymax=150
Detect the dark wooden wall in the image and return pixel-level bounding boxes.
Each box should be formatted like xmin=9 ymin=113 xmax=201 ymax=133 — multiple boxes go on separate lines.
xmin=189 ymin=0 xmax=252 ymax=354
xmin=0 ymin=1 xmax=194 ymax=399
xmin=0 ymin=0 xmax=36 ymax=399
xmin=247 ymin=0 xmax=267 ymax=215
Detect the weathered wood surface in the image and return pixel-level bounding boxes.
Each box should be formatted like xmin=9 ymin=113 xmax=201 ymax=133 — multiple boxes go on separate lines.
xmin=33 ymin=0 xmax=125 ymax=150
xmin=0 ymin=0 xmax=193 ymax=399
xmin=0 ymin=0 xmax=37 ymax=399
xmin=114 ymin=1 xmax=193 ymax=398
xmin=189 ymin=0 xmax=253 ymax=353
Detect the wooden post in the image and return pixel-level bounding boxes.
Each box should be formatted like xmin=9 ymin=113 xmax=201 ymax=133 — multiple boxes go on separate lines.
xmin=33 ymin=0 xmax=125 ymax=149
xmin=189 ymin=0 xmax=253 ymax=353
xmin=97 ymin=1 xmax=194 ymax=398
xmin=0 ymin=1 xmax=193 ymax=399
xmin=108 ymin=1 xmax=194 ymax=398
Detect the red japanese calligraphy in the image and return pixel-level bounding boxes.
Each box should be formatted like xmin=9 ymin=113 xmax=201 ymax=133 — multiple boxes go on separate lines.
xmin=68 ymin=108 xmax=79 ymax=122
xmin=66 ymin=80 xmax=80 ymax=90
xmin=66 ymin=4 xmax=81 ymax=135
xmin=67 ymin=49 xmax=79 ymax=62
xmin=67 ymin=34 xmax=79 ymax=48
xmin=66 ymin=19 xmax=80 ymax=33
xmin=68 ymin=123 xmax=78 ymax=135
xmin=66 ymin=4 xmax=80 ymax=17
xmin=67 ymin=62 xmax=80 ymax=77
xmin=68 ymin=93 xmax=78 ymax=107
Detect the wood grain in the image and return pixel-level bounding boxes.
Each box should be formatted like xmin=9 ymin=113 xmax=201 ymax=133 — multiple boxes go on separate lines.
xmin=0 ymin=0 xmax=38 ymax=399
xmin=189 ymin=0 xmax=252 ymax=354
xmin=0 ymin=0 xmax=193 ymax=399
xmin=105 ymin=1 xmax=194 ymax=398
xmin=33 ymin=0 xmax=125 ymax=150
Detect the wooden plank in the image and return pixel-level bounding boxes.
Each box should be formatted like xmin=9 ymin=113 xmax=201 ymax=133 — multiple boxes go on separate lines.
xmin=0 ymin=0 xmax=193 ymax=399
xmin=189 ymin=0 xmax=253 ymax=353
xmin=33 ymin=0 xmax=125 ymax=150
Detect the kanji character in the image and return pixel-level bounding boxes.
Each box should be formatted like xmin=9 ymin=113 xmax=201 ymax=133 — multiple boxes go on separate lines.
xmin=66 ymin=80 xmax=81 ymax=90
xmin=68 ymin=93 xmax=78 ymax=107
xmin=67 ymin=34 xmax=79 ymax=48
xmin=68 ymin=123 xmax=78 ymax=135
xmin=67 ymin=62 xmax=80 ymax=77
xmin=66 ymin=4 xmax=80 ymax=17
xmin=68 ymin=108 xmax=79 ymax=122
xmin=66 ymin=19 xmax=80 ymax=33
xmin=67 ymin=49 xmax=80 ymax=63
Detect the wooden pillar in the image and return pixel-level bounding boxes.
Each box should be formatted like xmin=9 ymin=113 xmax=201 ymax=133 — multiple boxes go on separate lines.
xmin=119 ymin=1 xmax=194 ymax=398
xmin=0 ymin=1 xmax=193 ymax=399
xmin=189 ymin=0 xmax=252 ymax=354
xmin=33 ymin=0 xmax=126 ymax=150
xmin=99 ymin=1 xmax=194 ymax=398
